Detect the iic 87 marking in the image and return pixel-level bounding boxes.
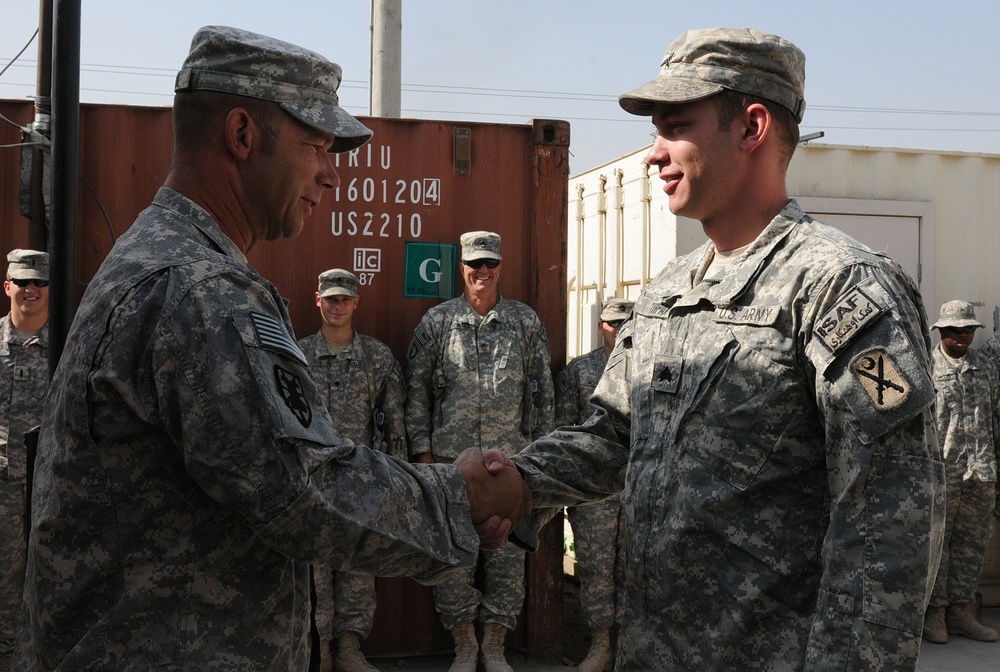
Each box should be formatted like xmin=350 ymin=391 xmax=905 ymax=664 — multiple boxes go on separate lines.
xmin=335 ymin=178 xmax=441 ymax=206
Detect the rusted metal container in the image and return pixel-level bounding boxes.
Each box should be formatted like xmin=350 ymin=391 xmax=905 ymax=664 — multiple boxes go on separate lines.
xmin=0 ymin=99 xmax=570 ymax=661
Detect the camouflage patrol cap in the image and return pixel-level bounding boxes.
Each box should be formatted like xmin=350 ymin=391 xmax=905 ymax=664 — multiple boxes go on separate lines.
xmin=460 ymin=231 xmax=502 ymax=262
xmin=175 ymin=25 xmax=372 ymax=153
xmin=931 ymin=299 xmax=983 ymax=330
xmin=318 ymin=269 xmax=359 ymax=298
xmin=6 ymin=249 xmax=49 ymax=281
xmin=600 ymin=298 xmax=634 ymax=323
xmin=619 ymin=27 xmax=806 ymax=122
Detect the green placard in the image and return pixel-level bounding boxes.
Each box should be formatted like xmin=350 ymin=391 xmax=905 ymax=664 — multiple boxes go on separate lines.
xmin=403 ymin=242 xmax=457 ymax=299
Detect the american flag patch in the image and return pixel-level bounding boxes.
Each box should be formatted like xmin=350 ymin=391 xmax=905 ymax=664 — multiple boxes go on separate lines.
xmin=249 ymin=311 xmax=308 ymax=366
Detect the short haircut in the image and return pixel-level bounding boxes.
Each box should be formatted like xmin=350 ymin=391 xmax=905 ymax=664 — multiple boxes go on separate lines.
xmin=172 ymin=90 xmax=281 ymax=155
xmin=714 ymin=90 xmax=800 ymax=165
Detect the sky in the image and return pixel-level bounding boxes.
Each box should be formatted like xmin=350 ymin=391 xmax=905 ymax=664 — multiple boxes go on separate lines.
xmin=1 ymin=0 xmax=999 ymax=176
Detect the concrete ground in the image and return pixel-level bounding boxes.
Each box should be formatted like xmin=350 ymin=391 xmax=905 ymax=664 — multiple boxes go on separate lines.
xmin=370 ymin=607 xmax=1000 ymax=672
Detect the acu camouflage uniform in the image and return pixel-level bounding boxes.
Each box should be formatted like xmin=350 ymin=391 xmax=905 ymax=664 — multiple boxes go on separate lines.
xmin=15 ymin=188 xmax=479 ymax=671
xmin=297 ymin=330 xmax=406 ymax=642
xmin=0 ymin=316 xmax=47 ymax=653
xmin=406 ymin=293 xmax=553 ymax=631
xmin=513 ymin=201 xmax=945 ymax=671
xmin=554 ymin=346 xmax=623 ymax=630
xmin=928 ymin=344 xmax=1000 ymax=607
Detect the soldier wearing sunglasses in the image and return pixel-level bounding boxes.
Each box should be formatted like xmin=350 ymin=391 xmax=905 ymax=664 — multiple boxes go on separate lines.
xmin=923 ymin=300 xmax=1000 ymax=644
xmin=405 ymin=230 xmax=554 ymax=672
xmin=0 ymin=249 xmax=49 ymax=667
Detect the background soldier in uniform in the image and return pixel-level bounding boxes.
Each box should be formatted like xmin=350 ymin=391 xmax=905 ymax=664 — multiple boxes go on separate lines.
xmin=0 ymin=250 xmax=48 ymax=671
xmin=922 ymin=300 xmax=1000 ymax=644
xmin=405 ymin=231 xmax=554 ymax=672
xmin=298 ymin=268 xmax=407 ymax=671
xmin=15 ymin=26 xmax=528 ymax=672
xmin=507 ymin=28 xmax=943 ymax=670
xmin=554 ymin=298 xmax=632 ymax=672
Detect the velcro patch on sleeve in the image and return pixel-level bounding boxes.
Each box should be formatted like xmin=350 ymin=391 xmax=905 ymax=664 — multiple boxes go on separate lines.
xmin=814 ymin=286 xmax=885 ymax=353
xmin=249 ymin=311 xmax=308 ymax=366
xmin=850 ymin=349 xmax=910 ymax=411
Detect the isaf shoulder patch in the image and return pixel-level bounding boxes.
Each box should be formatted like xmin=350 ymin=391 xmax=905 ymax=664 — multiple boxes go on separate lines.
xmin=850 ymin=349 xmax=910 ymax=410
xmin=815 ymin=286 xmax=885 ymax=353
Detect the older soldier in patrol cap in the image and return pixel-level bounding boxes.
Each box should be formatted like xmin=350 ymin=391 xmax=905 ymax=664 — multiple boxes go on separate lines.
xmin=1 ymin=249 xmax=49 ymax=670
xmin=15 ymin=26 xmax=529 ymax=672
xmin=506 ymin=27 xmax=944 ymax=670
xmin=406 ymin=230 xmax=554 ymax=672
xmin=922 ymin=300 xmax=1000 ymax=644
xmin=298 ymin=268 xmax=407 ymax=671
xmin=554 ymin=297 xmax=632 ymax=672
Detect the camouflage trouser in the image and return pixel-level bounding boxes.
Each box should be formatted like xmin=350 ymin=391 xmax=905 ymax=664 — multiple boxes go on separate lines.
xmin=930 ymin=476 xmax=996 ymax=606
xmin=0 ymin=480 xmax=26 ymax=653
xmin=567 ymin=495 xmax=623 ymax=629
xmin=313 ymin=564 xmax=377 ymax=641
xmin=433 ymin=543 xmax=525 ymax=632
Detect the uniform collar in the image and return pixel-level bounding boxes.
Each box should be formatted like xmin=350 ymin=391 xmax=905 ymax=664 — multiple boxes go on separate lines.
xmin=152 ymin=187 xmax=249 ymax=266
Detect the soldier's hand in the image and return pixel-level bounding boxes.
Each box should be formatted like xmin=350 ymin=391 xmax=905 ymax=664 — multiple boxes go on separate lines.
xmin=455 ymin=447 xmax=532 ymax=549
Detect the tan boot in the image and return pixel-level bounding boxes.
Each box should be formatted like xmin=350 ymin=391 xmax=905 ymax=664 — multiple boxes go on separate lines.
xmin=578 ymin=627 xmax=611 ymax=671
xmin=448 ymin=622 xmax=478 ymax=672
xmin=334 ymin=632 xmax=378 ymax=672
xmin=922 ymin=605 xmax=948 ymax=644
xmin=318 ymin=638 xmax=334 ymax=672
xmin=480 ymin=622 xmax=514 ymax=672
xmin=947 ymin=602 xmax=999 ymax=642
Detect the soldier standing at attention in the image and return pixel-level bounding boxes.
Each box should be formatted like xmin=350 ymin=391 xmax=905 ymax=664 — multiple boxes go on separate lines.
xmin=14 ymin=27 xmax=529 ymax=671
xmin=554 ymin=298 xmax=632 ymax=672
xmin=922 ymin=300 xmax=1000 ymax=644
xmin=406 ymin=231 xmax=554 ymax=672
xmin=0 ymin=250 xmax=49 ymax=671
xmin=298 ymin=268 xmax=408 ymax=671
xmin=507 ymin=27 xmax=943 ymax=671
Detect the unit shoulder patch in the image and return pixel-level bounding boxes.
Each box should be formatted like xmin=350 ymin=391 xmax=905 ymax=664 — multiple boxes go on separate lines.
xmin=850 ymin=348 xmax=910 ymax=411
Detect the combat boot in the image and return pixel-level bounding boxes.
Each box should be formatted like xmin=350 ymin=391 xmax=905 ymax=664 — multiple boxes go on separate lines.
xmin=334 ymin=632 xmax=378 ymax=672
xmin=947 ymin=602 xmax=999 ymax=642
xmin=578 ymin=627 xmax=611 ymax=671
xmin=480 ymin=622 xmax=514 ymax=672
xmin=922 ymin=605 xmax=948 ymax=644
xmin=448 ymin=622 xmax=478 ymax=672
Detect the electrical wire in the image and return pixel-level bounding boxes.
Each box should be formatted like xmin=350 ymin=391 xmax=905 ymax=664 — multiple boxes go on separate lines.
xmin=0 ymin=29 xmax=38 ymax=80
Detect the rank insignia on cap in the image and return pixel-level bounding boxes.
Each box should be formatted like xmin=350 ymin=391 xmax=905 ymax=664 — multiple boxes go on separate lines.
xmin=274 ymin=364 xmax=312 ymax=427
xmin=851 ymin=349 xmax=909 ymax=410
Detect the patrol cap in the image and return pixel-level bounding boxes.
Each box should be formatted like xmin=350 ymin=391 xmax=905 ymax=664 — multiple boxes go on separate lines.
xmin=175 ymin=25 xmax=373 ymax=153
xmin=619 ymin=27 xmax=806 ymax=122
xmin=600 ymin=298 xmax=634 ymax=323
xmin=318 ymin=269 xmax=359 ymax=298
xmin=460 ymin=231 xmax=502 ymax=262
xmin=6 ymin=249 xmax=49 ymax=281
xmin=931 ymin=299 xmax=983 ymax=330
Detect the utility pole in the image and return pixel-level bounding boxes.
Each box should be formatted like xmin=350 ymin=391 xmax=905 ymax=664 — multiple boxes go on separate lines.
xmin=28 ymin=0 xmax=53 ymax=251
xmin=369 ymin=0 xmax=401 ymax=117
xmin=48 ymin=0 xmax=81 ymax=373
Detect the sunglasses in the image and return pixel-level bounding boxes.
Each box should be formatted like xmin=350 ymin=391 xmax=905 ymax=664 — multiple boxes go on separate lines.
xmin=604 ymin=320 xmax=624 ymax=329
xmin=9 ymin=278 xmax=49 ymax=288
xmin=942 ymin=326 xmax=977 ymax=334
xmin=463 ymin=259 xmax=500 ymax=270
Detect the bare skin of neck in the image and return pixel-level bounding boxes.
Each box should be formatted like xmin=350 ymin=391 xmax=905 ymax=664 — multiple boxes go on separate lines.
xmin=466 ymin=288 xmax=498 ymax=317
xmin=11 ymin=309 xmax=47 ymax=335
xmin=321 ymin=322 xmax=354 ymax=346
